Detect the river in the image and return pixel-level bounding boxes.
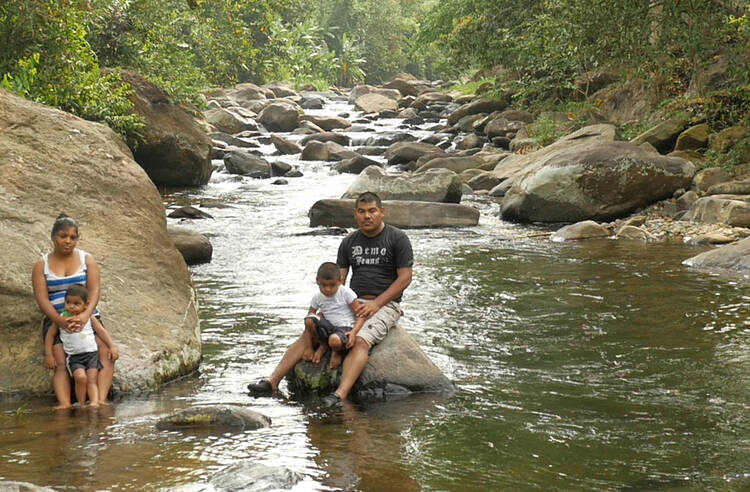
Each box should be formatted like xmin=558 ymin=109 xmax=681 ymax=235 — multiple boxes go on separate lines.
xmin=2 ymin=93 xmax=750 ymax=491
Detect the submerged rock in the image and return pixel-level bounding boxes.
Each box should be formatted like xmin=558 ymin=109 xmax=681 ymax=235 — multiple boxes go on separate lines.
xmin=156 ymin=405 xmax=271 ymax=432
xmin=309 ymin=199 xmax=479 ymax=228
xmin=0 ymin=482 xmax=56 ymax=492
xmin=683 ymin=235 xmax=750 ymax=272
xmin=209 ymin=462 xmax=303 ymax=492
xmin=550 ymin=221 xmax=611 ymax=242
xmin=286 ymin=325 xmax=453 ymax=398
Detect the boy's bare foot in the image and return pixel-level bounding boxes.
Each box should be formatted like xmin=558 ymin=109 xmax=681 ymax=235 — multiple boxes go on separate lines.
xmin=329 ymin=350 xmax=343 ymax=370
xmin=312 ymin=346 xmax=327 ymax=364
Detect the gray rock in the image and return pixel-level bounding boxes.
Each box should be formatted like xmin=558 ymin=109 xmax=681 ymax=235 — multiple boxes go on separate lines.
xmin=342 ymin=166 xmax=463 ymax=203
xmin=675 ymin=123 xmax=709 ymax=150
xmin=683 ymin=195 xmax=750 ymax=227
xmin=258 ymin=102 xmax=299 ymax=132
xmin=354 ymin=93 xmax=399 ymax=113
xmin=630 ymin=115 xmax=690 ymax=153
xmin=309 ymin=199 xmax=479 ymax=228
xmin=417 ymin=155 xmax=493 ymax=174
xmin=301 ymin=141 xmax=328 ymax=161
xmin=284 ymin=167 xmax=303 ymax=178
xmin=335 ymin=155 xmax=383 ymax=174
xmin=167 ymin=206 xmax=214 ymax=220
xmin=224 ymin=151 xmax=271 ymax=178
xmin=676 ymin=190 xmax=700 ymax=211
xmin=270 ymin=160 xmax=292 ymax=176
xmin=550 ymin=221 xmax=611 ymax=242
xmin=467 ymin=172 xmax=502 ymax=191
xmin=683 ymin=235 xmax=750 ymax=272
xmin=287 ymin=325 xmax=453 ymax=396
xmin=264 ymin=82 xmax=298 ymax=98
xmin=447 ymin=97 xmax=510 ymax=125
xmin=364 ymin=132 xmax=416 ymax=147
xmin=616 ymin=225 xmax=655 ymax=241
xmin=210 ymin=132 xmax=259 ymax=149
xmin=385 ymin=142 xmax=443 ymax=166
xmin=272 ymin=178 xmax=288 ymax=185
xmin=705 ymin=179 xmax=750 ymax=196
xmin=156 ymin=405 xmax=271 ymax=432
xmin=300 ymin=115 xmax=352 ymax=131
xmin=456 ymin=134 xmax=485 ymax=150
xmin=167 ymin=225 xmax=213 ymax=265
xmin=300 ymin=131 xmax=351 ymax=147
xmin=348 ymin=84 xmax=401 ymax=104
xmin=270 ymin=134 xmax=302 ymax=155
xmin=693 ymin=167 xmax=730 ymax=193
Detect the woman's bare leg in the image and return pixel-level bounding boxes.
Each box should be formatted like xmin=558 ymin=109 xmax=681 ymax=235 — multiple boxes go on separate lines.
xmin=52 ymin=344 xmax=71 ymax=409
xmin=96 ymin=338 xmax=114 ymax=404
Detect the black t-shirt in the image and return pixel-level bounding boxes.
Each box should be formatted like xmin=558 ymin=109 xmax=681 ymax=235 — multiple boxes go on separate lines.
xmin=337 ymin=224 xmax=414 ymax=302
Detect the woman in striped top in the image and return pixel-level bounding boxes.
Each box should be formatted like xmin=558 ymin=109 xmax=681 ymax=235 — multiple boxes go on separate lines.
xmin=32 ymin=214 xmax=116 ymax=408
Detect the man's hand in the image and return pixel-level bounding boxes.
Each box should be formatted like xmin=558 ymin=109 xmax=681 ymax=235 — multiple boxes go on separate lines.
xmin=354 ymin=300 xmax=381 ymax=319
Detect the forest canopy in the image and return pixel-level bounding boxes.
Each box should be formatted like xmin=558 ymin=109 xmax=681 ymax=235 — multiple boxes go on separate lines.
xmin=2 ymin=0 xmax=748 ymax=138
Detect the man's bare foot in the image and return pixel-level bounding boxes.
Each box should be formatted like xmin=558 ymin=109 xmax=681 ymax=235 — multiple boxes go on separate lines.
xmin=329 ymin=350 xmax=343 ymax=369
xmin=312 ymin=346 xmax=327 ymax=364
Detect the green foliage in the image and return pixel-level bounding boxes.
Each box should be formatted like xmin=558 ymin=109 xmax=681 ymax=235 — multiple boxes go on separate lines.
xmin=527 ymin=116 xmax=565 ymax=148
xmin=703 ymin=137 xmax=750 ymax=174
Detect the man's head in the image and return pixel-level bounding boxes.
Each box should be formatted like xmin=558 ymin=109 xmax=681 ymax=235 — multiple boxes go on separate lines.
xmin=64 ymin=284 xmax=89 ymax=315
xmin=354 ymin=192 xmax=385 ymax=237
xmin=316 ymin=261 xmax=342 ymax=297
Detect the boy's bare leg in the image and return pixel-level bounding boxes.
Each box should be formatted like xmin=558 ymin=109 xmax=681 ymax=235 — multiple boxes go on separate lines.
xmin=87 ymin=369 xmax=100 ymax=408
xmin=73 ymin=369 xmax=88 ymax=407
xmin=267 ymin=334 xmax=307 ymax=390
xmin=312 ymin=339 xmax=329 ymax=364
xmin=302 ymin=320 xmax=317 ymax=361
xmin=96 ymin=339 xmax=114 ymax=404
xmin=333 ymin=337 xmax=370 ymax=400
xmin=327 ymin=334 xmax=345 ymax=370
xmin=52 ymin=344 xmax=72 ymax=409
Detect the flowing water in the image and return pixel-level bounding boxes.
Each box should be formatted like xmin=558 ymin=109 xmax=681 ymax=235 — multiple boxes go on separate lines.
xmin=3 ymin=94 xmax=750 ymax=491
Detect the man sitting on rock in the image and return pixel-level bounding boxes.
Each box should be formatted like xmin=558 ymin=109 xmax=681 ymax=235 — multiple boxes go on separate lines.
xmin=247 ymin=191 xmax=413 ymax=407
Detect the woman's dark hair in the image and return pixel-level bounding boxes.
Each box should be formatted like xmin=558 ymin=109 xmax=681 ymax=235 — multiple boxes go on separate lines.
xmin=51 ymin=214 xmax=78 ymax=239
xmin=317 ymin=262 xmax=340 ymax=281
xmin=65 ymin=284 xmax=89 ymax=302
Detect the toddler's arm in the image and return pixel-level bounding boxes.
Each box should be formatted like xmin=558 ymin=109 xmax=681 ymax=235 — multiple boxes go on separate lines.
xmin=91 ymin=317 xmax=119 ymax=361
xmin=345 ymin=300 xmax=366 ymax=349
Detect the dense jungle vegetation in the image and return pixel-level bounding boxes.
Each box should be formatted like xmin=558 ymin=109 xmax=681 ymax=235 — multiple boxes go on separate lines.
xmin=2 ymin=0 xmax=749 ymax=160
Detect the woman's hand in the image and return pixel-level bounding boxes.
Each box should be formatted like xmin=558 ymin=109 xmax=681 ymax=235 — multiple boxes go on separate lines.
xmin=109 ymin=346 xmax=120 ymax=362
xmin=44 ymin=353 xmax=56 ymax=370
xmin=61 ymin=315 xmax=85 ymax=333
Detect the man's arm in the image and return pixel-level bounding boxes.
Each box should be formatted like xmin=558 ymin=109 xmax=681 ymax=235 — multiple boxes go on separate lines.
xmin=354 ymin=266 xmax=412 ymax=319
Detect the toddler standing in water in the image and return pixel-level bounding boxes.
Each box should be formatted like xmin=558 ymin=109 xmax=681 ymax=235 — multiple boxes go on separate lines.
xmin=44 ymin=284 xmax=118 ymax=407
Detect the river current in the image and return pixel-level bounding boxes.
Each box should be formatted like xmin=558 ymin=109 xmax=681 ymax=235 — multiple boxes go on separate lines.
xmin=3 ymin=94 xmax=750 ymax=491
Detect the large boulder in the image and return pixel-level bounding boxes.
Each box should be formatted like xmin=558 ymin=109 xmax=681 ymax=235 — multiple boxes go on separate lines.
xmin=258 ymin=102 xmax=299 ymax=132
xmin=501 ymin=140 xmax=696 ymax=223
xmin=348 ymin=85 xmax=401 ymax=104
xmin=630 ymin=115 xmax=691 ymax=154
xmin=167 ymin=225 xmax=213 ymax=265
xmin=384 ymin=142 xmax=443 ymax=166
xmin=382 ymin=76 xmax=431 ymax=97
xmin=342 ymin=166 xmax=463 ymax=203
xmin=224 ymin=150 xmax=271 ymax=178
xmin=299 ymin=115 xmax=351 ymax=131
xmin=119 ymin=70 xmax=212 ymax=187
xmin=354 ymin=93 xmax=399 ymax=113
xmin=683 ymin=195 xmax=750 ymax=227
xmin=0 ymin=89 xmax=200 ymax=394
xmin=683 ymin=236 xmax=750 ymax=272
xmin=447 ymin=98 xmax=510 ymax=125
xmin=416 ymin=155 xmax=493 ymax=174
xmin=270 ymin=134 xmax=302 ymax=155
xmin=335 ymin=155 xmax=383 ymax=174
xmin=286 ymin=325 xmax=453 ymax=397
xmin=204 ymin=107 xmax=256 ymax=135
xmin=309 ymin=199 xmax=479 ymax=228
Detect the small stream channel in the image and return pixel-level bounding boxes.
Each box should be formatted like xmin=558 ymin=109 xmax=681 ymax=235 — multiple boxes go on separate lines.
xmin=3 ymin=92 xmax=750 ymax=491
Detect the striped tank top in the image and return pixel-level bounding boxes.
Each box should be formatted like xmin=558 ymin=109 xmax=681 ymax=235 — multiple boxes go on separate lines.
xmin=43 ymin=249 xmax=99 ymax=315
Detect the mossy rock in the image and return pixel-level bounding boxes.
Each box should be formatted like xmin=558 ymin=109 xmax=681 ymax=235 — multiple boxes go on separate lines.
xmin=156 ymin=405 xmax=271 ymax=432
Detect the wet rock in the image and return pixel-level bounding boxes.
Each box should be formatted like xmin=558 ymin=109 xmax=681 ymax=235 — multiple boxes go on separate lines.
xmin=364 ymin=132 xmax=416 ymax=147
xmin=348 ymin=84 xmax=401 ymax=104
xmin=550 ymin=221 xmax=611 ymax=242
xmin=335 ymin=155 xmax=383 ymax=174
xmin=258 ymin=102 xmax=300 ymax=132
xmin=382 ymin=76 xmax=431 ymax=97
xmin=691 ymin=233 xmax=737 ymax=245
xmin=417 ymin=155 xmax=493 ymax=174
xmin=467 ymin=172 xmax=502 ymax=191
xmin=156 ymin=405 xmax=270 ymax=432
xmin=264 ymin=82 xmax=298 ymax=98
xmin=325 ymin=141 xmax=360 ymax=161
xmin=456 ymin=134 xmax=485 ymax=150
xmin=287 ymin=325 xmax=453 ymax=396
xmin=683 ymin=235 xmax=750 ymax=272
xmin=693 ymin=167 xmax=730 ymax=193
xmin=300 ymin=131 xmax=351 ymax=147
xmin=284 ymin=167 xmax=303 ymax=178
xmin=301 ymin=141 xmax=328 ymax=161
xmin=224 ymin=151 xmax=271 ymax=178
xmin=208 ymin=462 xmax=303 ymax=492
xmin=299 ymin=96 xmax=324 ymax=110
xmin=616 ymin=225 xmax=655 ymax=241
xmin=270 ymin=160 xmax=293 ymax=176
xmin=168 ymin=206 xmax=214 ymax=220
xmin=272 ymin=178 xmax=288 ymax=185
xmin=167 ymin=225 xmax=213 ymax=265
xmin=309 ymin=199 xmax=479 ymax=228
xmin=294 ymin=227 xmax=349 ymax=236
xmin=210 ymin=132 xmax=259 ymax=149
xmin=270 ymin=134 xmax=302 ymax=155
xmin=342 ymin=166 xmax=463 ymax=203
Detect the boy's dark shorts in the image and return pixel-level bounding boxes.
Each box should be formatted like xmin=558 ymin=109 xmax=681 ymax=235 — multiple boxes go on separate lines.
xmin=66 ymin=351 xmax=102 ymax=375
xmin=42 ymin=315 xmax=103 ymax=346
xmin=307 ymin=316 xmax=350 ymax=347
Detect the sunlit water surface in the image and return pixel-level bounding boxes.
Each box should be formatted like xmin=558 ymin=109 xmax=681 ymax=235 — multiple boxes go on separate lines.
xmin=3 ymin=96 xmax=750 ymax=491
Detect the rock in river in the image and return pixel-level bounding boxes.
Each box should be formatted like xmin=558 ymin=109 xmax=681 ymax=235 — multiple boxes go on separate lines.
xmin=157 ymin=405 xmax=271 ymax=432
xmin=342 ymin=166 xmax=463 ymax=203
xmin=309 ymin=199 xmax=479 ymax=228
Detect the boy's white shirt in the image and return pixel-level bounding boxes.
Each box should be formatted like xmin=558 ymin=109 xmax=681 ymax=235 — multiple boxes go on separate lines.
xmin=310 ymin=285 xmax=357 ymax=327
xmin=60 ymin=318 xmax=98 ymax=355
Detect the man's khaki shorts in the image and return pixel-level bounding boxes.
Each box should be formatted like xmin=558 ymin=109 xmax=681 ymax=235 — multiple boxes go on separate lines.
xmin=357 ymin=301 xmax=402 ymax=347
